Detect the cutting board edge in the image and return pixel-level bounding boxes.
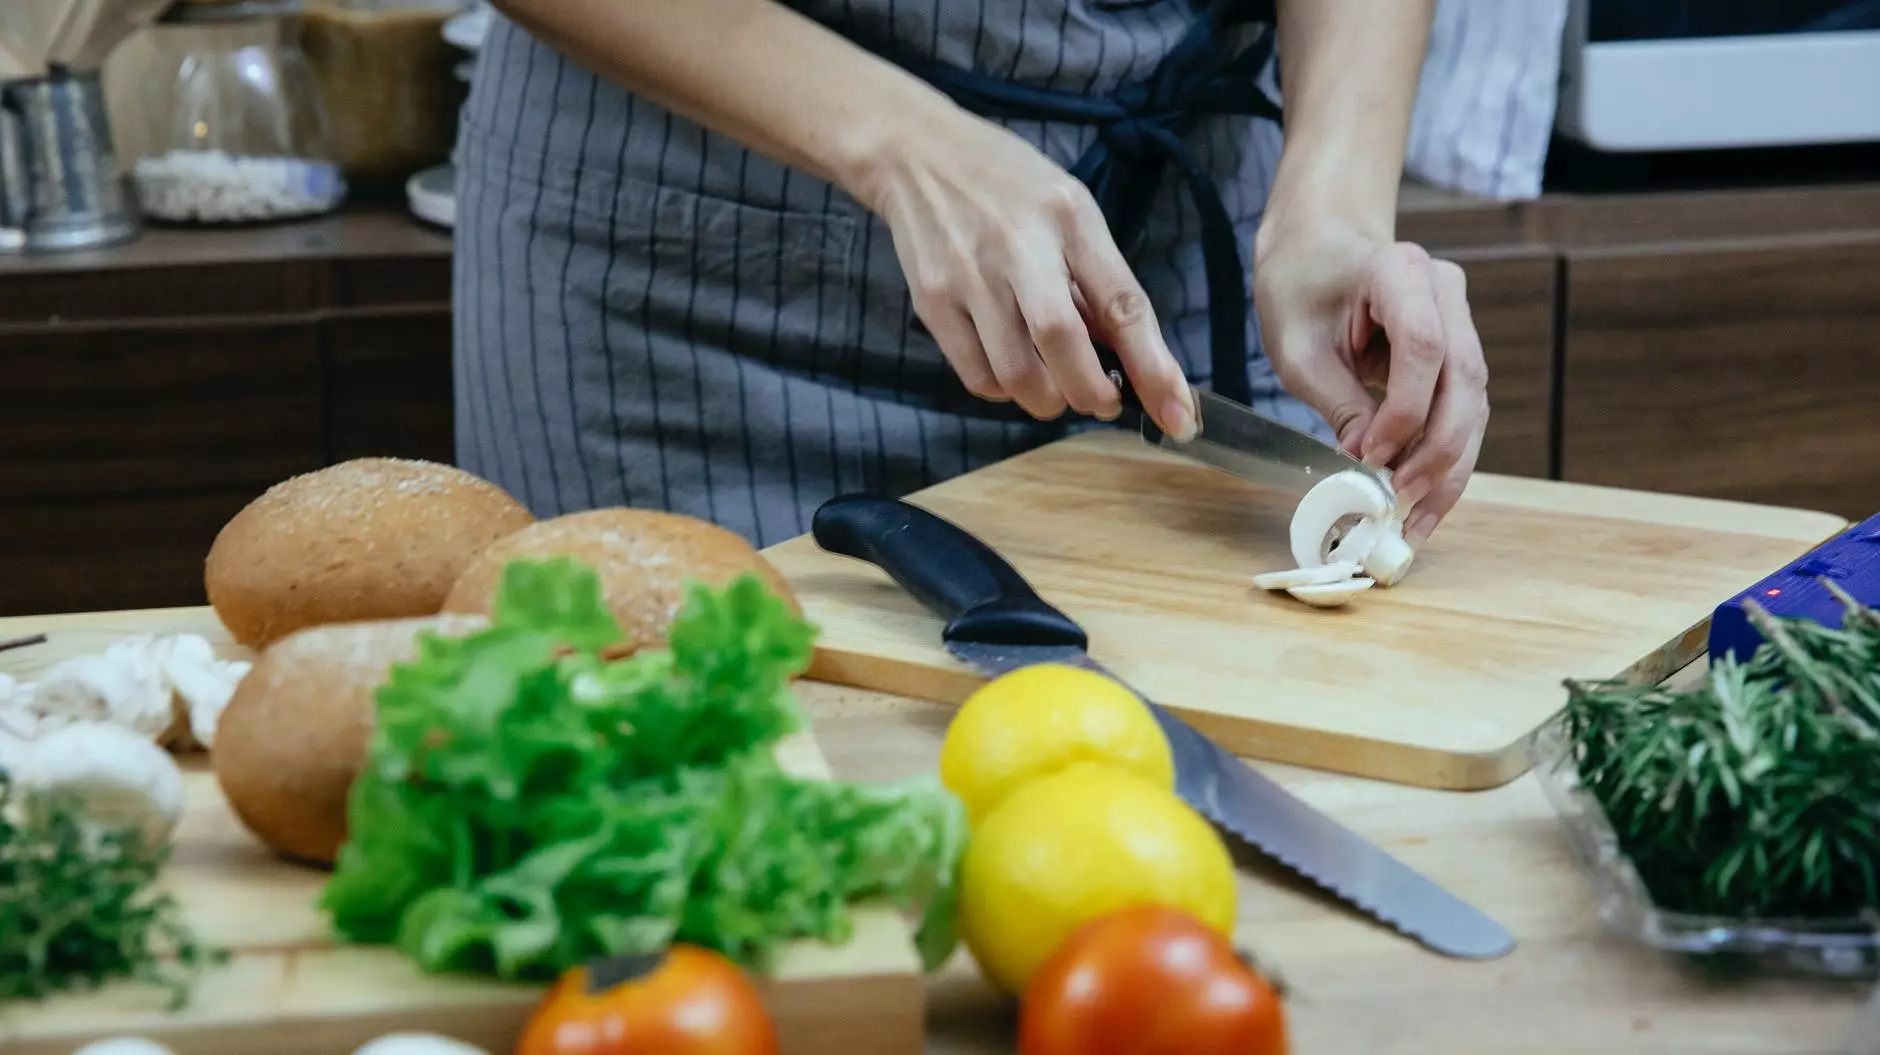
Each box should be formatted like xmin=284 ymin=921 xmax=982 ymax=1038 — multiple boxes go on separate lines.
xmin=808 ymin=648 xmax=1547 ymax=792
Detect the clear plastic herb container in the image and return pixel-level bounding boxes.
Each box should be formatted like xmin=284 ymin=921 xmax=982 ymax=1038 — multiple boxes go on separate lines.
xmin=1527 ymin=713 xmax=1880 ymax=978
xmin=1856 ymin=979 xmax=1880 ymax=1055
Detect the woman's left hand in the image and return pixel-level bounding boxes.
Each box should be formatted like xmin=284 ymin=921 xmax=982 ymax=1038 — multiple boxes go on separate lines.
xmin=1253 ymin=228 xmax=1490 ymax=546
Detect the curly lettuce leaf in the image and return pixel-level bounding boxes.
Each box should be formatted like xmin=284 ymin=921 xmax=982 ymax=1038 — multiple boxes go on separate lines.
xmin=318 ymin=556 xmax=965 ymax=980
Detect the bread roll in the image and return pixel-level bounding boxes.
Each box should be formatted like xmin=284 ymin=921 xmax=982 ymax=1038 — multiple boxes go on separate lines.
xmin=205 ymin=458 xmax=534 ymax=649
xmin=441 ymin=508 xmax=799 ymax=655
xmin=212 ymin=614 xmax=487 ymax=866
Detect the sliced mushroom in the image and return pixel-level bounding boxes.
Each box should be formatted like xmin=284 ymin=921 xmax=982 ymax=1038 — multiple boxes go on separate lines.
xmin=1251 ymin=561 xmax=1362 ymax=592
xmin=1286 ymin=578 xmax=1376 ymax=608
xmin=1290 ymin=471 xmax=1393 ymax=569
xmin=1361 ymin=524 xmax=1416 ymax=587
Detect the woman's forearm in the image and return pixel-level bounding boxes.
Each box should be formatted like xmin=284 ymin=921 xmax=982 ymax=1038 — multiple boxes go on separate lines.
xmin=488 ymin=0 xmax=961 ymax=206
xmin=1256 ymin=0 xmax=1434 ymax=259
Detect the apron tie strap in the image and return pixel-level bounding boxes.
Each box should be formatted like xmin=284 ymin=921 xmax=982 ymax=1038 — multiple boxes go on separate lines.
xmin=846 ymin=0 xmax=1282 ymax=406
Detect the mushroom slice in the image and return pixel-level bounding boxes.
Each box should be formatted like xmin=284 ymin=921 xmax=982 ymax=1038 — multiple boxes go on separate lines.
xmin=1362 ymin=523 xmax=1416 ymax=587
xmin=1251 ymin=561 xmax=1361 ymax=592
xmin=1286 ymin=577 xmax=1376 ymax=608
xmin=1290 ymin=471 xmax=1393 ymax=568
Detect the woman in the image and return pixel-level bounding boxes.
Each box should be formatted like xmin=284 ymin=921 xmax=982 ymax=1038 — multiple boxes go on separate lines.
xmin=457 ymin=0 xmax=1489 ymax=550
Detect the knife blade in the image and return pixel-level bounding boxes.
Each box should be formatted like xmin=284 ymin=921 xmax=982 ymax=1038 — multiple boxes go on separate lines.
xmin=1098 ymin=349 xmax=1393 ymax=498
xmin=811 ymin=493 xmax=1515 ymax=961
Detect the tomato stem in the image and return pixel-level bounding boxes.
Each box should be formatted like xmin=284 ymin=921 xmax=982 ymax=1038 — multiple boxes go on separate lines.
xmin=585 ymin=950 xmax=667 ymax=994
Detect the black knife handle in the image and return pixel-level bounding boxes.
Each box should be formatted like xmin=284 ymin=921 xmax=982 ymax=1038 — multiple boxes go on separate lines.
xmin=1094 ymin=344 xmax=1166 ymax=445
xmin=811 ymin=494 xmax=1088 ymax=649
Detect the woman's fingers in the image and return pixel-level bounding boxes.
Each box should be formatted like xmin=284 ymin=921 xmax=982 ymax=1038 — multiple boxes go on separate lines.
xmin=874 ymin=120 xmax=1182 ymax=431
xmin=1010 ymin=250 xmax=1120 ymax=420
xmin=920 ymin=303 xmax=1007 ymax=402
xmin=1063 ymin=200 xmax=1194 ymax=439
xmin=1407 ymin=416 xmax=1485 ymax=546
xmin=1354 ymin=244 xmax=1448 ymax=467
xmin=970 ymin=284 xmax=1068 ymax=420
xmin=1390 ymin=260 xmax=1489 ymax=504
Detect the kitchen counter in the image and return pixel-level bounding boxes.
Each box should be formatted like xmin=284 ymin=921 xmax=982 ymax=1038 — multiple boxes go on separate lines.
xmin=797 ymin=675 xmax=1877 ymax=1054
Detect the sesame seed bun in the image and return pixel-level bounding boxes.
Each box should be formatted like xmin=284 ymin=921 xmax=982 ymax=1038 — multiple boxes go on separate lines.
xmin=212 ymin=614 xmax=489 ymax=865
xmin=440 ymin=507 xmax=799 ymax=655
xmin=204 ymin=459 xmax=534 ymax=650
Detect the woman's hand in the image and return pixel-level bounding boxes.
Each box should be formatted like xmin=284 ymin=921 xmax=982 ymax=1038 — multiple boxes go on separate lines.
xmin=1253 ymin=227 xmax=1490 ymax=545
xmin=855 ymin=112 xmax=1200 ymax=441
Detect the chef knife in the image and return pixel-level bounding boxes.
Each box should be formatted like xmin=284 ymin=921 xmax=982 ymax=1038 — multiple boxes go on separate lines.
xmin=811 ymin=493 xmax=1515 ymax=961
xmin=1098 ymin=349 xmax=1394 ymax=499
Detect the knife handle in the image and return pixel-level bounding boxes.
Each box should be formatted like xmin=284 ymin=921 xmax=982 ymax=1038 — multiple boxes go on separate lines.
xmin=1094 ymin=344 xmax=1167 ymax=445
xmin=811 ymin=494 xmax=1089 ymax=649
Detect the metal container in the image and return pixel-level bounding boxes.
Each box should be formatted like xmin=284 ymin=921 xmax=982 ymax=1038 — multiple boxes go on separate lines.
xmin=0 ymin=69 xmax=141 ymax=252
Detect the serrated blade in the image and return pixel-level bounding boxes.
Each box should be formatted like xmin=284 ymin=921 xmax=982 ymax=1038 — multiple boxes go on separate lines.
xmin=946 ymin=639 xmax=1515 ymax=960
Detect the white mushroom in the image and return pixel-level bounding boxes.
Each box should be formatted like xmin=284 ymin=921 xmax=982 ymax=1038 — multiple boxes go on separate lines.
xmin=10 ymin=721 xmax=186 ymax=847
xmin=1361 ymin=526 xmax=1416 ymax=587
xmin=0 ymin=702 xmax=42 ymax=774
xmin=1289 ymin=471 xmax=1393 ymax=569
xmin=7 ymin=634 xmax=250 ymax=753
xmin=350 ymin=1034 xmax=493 ymax=1055
xmin=1286 ymin=578 xmax=1376 ymax=608
xmin=71 ymin=1038 xmax=179 ymax=1055
xmin=152 ymin=634 xmax=250 ymax=750
xmin=1251 ymin=561 xmax=1362 ymax=592
xmin=27 ymin=638 xmax=173 ymax=741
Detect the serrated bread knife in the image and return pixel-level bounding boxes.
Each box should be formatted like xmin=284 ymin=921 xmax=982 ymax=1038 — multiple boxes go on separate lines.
xmin=811 ymin=493 xmax=1515 ymax=961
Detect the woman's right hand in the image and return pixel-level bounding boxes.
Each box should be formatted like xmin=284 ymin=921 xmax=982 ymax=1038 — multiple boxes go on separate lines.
xmin=854 ymin=111 xmax=1200 ymax=442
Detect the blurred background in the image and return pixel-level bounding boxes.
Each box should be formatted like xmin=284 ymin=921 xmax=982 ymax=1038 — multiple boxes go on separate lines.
xmin=0 ymin=0 xmax=1876 ymax=617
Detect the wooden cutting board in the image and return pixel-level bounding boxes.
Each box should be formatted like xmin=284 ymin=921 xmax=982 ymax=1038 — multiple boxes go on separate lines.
xmin=764 ymin=429 xmax=1850 ymax=791
xmin=0 ymin=608 xmax=924 ymax=1055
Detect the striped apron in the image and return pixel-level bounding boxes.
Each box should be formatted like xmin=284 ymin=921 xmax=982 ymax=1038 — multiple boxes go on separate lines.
xmin=454 ymin=0 xmax=1323 ymax=549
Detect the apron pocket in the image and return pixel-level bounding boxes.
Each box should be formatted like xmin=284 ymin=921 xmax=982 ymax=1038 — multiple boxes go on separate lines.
xmin=631 ymin=183 xmax=864 ymax=374
xmin=472 ymin=142 xmax=863 ymax=370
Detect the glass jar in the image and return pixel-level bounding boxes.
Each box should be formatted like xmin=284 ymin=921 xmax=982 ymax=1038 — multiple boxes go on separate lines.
xmin=299 ymin=0 xmax=469 ymax=186
xmin=129 ymin=1 xmax=346 ymax=225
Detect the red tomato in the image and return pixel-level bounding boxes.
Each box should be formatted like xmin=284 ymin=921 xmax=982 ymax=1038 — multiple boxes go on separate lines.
xmin=1018 ymin=904 xmax=1288 ymax=1055
xmin=516 ymin=945 xmax=778 ymax=1055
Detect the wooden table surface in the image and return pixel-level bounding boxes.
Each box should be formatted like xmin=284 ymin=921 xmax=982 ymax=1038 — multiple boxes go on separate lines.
xmin=793 ymin=678 xmax=1880 ymax=1055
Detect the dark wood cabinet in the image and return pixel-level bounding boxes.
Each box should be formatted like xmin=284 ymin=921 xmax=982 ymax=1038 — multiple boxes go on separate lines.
xmin=1448 ymin=249 xmax=1557 ymax=481
xmin=1559 ymin=233 xmax=1880 ymax=520
xmin=324 ymin=306 xmax=457 ymax=465
xmin=0 ymin=212 xmax=457 ymax=616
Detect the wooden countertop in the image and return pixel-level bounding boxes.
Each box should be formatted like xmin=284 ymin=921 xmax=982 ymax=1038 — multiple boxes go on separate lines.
xmin=0 ymin=205 xmax=451 ymax=277
xmin=794 ymin=677 xmax=1879 ymax=1054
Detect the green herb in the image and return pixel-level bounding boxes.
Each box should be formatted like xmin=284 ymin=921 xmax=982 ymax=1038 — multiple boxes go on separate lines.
xmin=319 ymin=556 xmax=966 ymax=980
xmin=1560 ymin=581 xmax=1880 ymax=919
xmin=0 ymin=775 xmax=225 ymax=1008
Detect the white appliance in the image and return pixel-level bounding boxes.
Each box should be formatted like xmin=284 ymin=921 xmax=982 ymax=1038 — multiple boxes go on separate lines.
xmin=1555 ymin=0 xmax=1880 ymax=152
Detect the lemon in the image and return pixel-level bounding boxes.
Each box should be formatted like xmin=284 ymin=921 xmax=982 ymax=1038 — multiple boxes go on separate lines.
xmin=938 ymin=663 xmax=1173 ymax=824
xmin=958 ymin=760 xmax=1238 ymax=995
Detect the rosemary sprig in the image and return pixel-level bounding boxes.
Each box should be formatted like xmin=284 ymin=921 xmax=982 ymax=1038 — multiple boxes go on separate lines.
xmin=1561 ymin=582 xmax=1880 ymax=920
xmin=0 ymin=772 xmax=225 ymax=1009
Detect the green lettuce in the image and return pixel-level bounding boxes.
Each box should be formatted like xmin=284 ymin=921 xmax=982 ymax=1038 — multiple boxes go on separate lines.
xmin=318 ymin=556 xmax=964 ymax=979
